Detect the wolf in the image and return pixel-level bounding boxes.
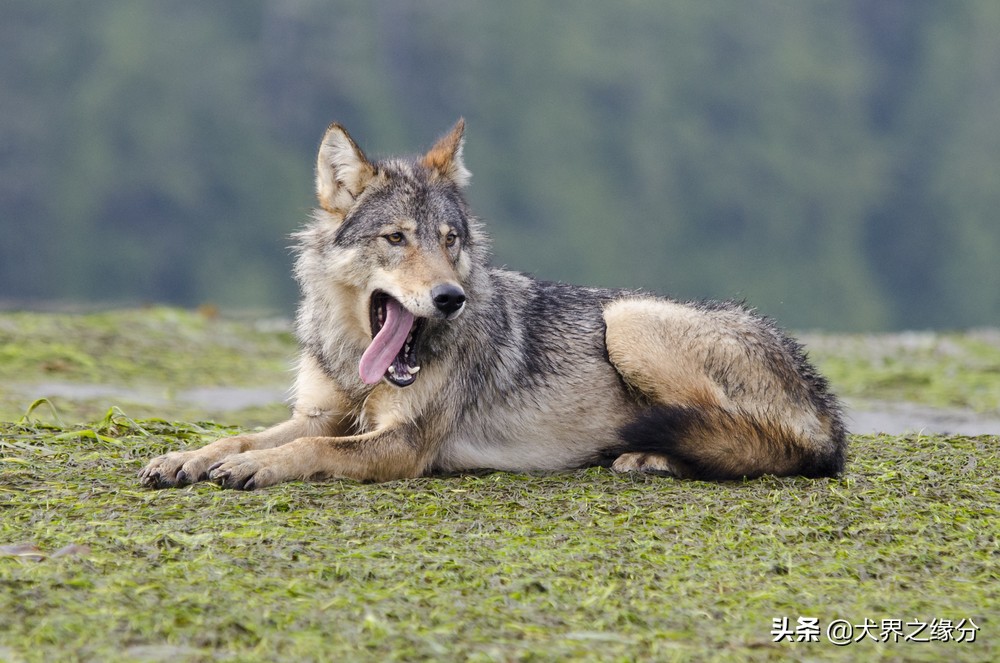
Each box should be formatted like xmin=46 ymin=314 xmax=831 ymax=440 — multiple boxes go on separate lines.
xmin=139 ymin=119 xmax=847 ymax=490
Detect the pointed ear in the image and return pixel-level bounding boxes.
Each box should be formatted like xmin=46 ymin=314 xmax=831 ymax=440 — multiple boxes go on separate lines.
xmin=315 ymin=123 xmax=375 ymax=216
xmin=419 ymin=118 xmax=471 ymax=187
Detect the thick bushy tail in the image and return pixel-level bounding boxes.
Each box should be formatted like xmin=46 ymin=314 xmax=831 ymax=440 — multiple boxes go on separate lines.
xmin=616 ymin=404 xmax=847 ymax=480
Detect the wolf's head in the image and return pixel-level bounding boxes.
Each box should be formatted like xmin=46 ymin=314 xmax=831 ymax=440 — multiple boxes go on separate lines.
xmin=296 ymin=119 xmax=487 ymax=388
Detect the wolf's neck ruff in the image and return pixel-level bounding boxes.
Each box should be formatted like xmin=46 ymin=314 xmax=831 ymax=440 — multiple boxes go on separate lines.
xmin=360 ymin=294 xmax=417 ymax=385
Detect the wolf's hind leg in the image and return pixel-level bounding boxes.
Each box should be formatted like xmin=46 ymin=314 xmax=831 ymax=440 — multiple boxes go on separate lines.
xmin=603 ymin=298 xmax=730 ymax=412
xmin=603 ymin=298 xmax=725 ymax=479
xmin=610 ymin=452 xmax=683 ymax=477
xmin=603 ymin=297 xmax=844 ymax=479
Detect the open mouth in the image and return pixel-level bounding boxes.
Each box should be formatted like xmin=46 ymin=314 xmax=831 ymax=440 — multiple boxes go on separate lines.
xmin=359 ymin=292 xmax=424 ymax=387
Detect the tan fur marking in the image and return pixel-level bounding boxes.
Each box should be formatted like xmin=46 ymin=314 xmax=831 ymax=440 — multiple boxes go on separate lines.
xmin=611 ymin=452 xmax=680 ymax=476
xmin=418 ymin=118 xmax=471 ymax=187
xmin=604 ymin=298 xmax=727 ymax=409
xmin=389 ymin=218 xmax=418 ymax=234
xmin=204 ymin=425 xmax=433 ymax=488
xmin=455 ymin=251 xmax=472 ymax=280
xmin=367 ymin=242 xmax=463 ymax=319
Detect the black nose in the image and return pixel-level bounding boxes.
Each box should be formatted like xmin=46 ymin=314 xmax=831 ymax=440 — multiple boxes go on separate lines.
xmin=431 ymin=284 xmax=466 ymax=316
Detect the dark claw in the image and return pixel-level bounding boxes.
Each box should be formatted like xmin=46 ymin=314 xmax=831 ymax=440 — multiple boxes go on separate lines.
xmin=139 ymin=470 xmax=161 ymax=488
xmin=208 ymin=461 xmax=223 ymax=473
xmin=153 ymin=475 xmax=174 ymax=490
xmin=176 ymin=470 xmax=189 ymax=484
xmin=242 ymin=477 xmax=256 ymax=491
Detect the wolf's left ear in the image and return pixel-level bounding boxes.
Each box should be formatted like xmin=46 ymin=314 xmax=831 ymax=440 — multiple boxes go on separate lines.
xmin=316 ymin=123 xmax=376 ymax=217
xmin=420 ymin=118 xmax=471 ymax=187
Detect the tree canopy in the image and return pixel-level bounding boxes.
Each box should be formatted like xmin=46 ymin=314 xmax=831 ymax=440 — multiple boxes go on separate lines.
xmin=2 ymin=0 xmax=998 ymax=331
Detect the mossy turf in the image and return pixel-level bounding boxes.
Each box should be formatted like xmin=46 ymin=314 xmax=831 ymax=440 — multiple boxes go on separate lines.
xmin=0 ymin=308 xmax=294 ymax=388
xmin=0 ymin=308 xmax=294 ymax=424
xmin=1 ymin=414 xmax=996 ymax=662
xmin=801 ymin=330 xmax=1000 ymax=413
xmin=1 ymin=310 xmax=998 ymax=661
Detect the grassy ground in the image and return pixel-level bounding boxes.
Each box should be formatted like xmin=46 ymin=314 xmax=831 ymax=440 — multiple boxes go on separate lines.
xmin=1 ymin=309 xmax=998 ymax=661
xmin=800 ymin=329 xmax=1000 ymax=413
xmin=0 ymin=308 xmax=293 ymax=425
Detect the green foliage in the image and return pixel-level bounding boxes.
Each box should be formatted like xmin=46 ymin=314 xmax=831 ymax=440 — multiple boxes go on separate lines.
xmin=2 ymin=1 xmax=1000 ymax=330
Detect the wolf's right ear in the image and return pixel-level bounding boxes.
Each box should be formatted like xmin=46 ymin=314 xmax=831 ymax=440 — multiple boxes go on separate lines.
xmin=420 ymin=118 xmax=471 ymax=187
xmin=316 ymin=123 xmax=375 ymax=217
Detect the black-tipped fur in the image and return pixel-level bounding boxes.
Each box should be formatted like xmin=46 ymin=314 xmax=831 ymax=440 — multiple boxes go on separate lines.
xmin=616 ymin=404 xmax=846 ymax=480
xmin=603 ymin=298 xmax=848 ymax=481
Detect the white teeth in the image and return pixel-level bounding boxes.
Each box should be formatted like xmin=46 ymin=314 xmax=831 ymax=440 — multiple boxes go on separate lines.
xmin=387 ymin=364 xmax=421 ymax=380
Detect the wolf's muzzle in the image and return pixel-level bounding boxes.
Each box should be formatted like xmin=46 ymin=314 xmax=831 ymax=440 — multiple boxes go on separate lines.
xmin=432 ymin=284 xmax=466 ymax=317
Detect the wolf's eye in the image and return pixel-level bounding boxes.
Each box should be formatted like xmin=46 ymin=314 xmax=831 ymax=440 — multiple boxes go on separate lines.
xmin=385 ymin=232 xmax=405 ymax=245
xmin=445 ymin=232 xmax=458 ymax=247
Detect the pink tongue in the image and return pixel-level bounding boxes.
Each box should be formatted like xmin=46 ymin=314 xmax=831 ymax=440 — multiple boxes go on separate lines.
xmin=359 ymin=298 xmax=414 ymax=384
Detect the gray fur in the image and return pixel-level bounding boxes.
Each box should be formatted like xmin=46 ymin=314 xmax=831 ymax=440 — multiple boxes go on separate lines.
xmin=139 ymin=121 xmax=847 ymax=489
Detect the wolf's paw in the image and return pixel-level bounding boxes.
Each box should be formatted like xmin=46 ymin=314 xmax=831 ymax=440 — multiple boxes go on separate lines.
xmin=139 ymin=451 xmax=219 ymax=488
xmin=208 ymin=450 xmax=287 ymax=491
xmin=611 ymin=452 xmax=680 ymax=477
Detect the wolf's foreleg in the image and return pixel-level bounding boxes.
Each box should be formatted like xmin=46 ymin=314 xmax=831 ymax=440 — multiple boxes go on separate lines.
xmin=138 ymin=410 xmax=346 ymax=488
xmin=140 ymin=352 xmax=356 ymax=488
xmin=205 ymin=426 xmax=428 ymax=490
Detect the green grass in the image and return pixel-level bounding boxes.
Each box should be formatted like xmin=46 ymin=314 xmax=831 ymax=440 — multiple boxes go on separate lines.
xmin=0 ymin=307 xmax=294 ymax=388
xmin=1 ymin=416 xmax=996 ymax=661
xmin=0 ymin=308 xmax=294 ymax=425
xmin=801 ymin=330 xmax=1000 ymax=413
xmin=1 ymin=310 xmax=998 ymax=661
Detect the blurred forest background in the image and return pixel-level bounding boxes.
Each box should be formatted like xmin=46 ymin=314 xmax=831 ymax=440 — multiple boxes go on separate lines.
xmin=2 ymin=0 xmax=999 ymax=331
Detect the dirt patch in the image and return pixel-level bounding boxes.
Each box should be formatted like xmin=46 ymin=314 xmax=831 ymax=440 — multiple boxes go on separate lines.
xmin=846 ymin=399 xmax=1000 ymax=436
